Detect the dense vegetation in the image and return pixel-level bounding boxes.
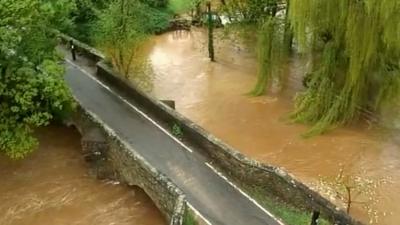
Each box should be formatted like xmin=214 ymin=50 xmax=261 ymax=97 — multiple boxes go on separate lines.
xmin=0 ymin=0 xmax=75 ymax=159
xmin=65 ymin=0 xmax=173 ymax=45
xmin=66 ymin=0 xmax=173 ymax=77
xmin=0 ymin=0 xmax=178 ymax=159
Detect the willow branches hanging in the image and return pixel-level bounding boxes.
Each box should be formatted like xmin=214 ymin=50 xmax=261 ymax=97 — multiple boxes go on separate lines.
xmin=250 ymin=0 xmax=290 ymax=96
xmin=288 ymin=0 xmax=400 ymax=136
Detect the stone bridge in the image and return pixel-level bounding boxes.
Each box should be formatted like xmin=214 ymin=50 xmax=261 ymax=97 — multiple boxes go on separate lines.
xmin=60 ymin=34 xmax=364 ymax=225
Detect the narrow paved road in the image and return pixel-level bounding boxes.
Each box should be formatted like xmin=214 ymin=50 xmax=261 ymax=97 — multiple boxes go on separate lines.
xmin=64 ymin=59 xmax=284 ymax=225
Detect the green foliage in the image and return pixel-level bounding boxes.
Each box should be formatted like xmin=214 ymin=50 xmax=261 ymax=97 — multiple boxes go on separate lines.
xmin=142 ymin=0 xmax=168 ymax=8
xmin=138 ymin=4 xmax=172 ymax=34
xmin=223 ymin=1 xmax=292 ymax=96
xmin=68 ymin=0 xmax=104 ymax=43
xmin=250 ymin=0 xmax=400 ymax=136
xmin=183 ymin=207 xmax=198 ymax=225
xmin=0 ymin=0 xmax=75 ymax=159
xmin=289 ymin=0 xmax=400 ymax=136
xmin=183 ymin=210 xmax=198 ymax=225
xmin=41 ymin=0 xmax=77 ymax=33
xmin=250 ymin=17 xmax=287 ymax=95
xmin=221 ymin=0 xmax=281 ymax=23
xmin=93 ymin=0 xmax=147 ymax=76
xmin=171 ymin=123 xmax=183 ymax=139
xmin=168 ymin=0 xmax=196 ymax=14
xmin=93 ymin=0 xmax=171 ymax=77
xmin=65 ymin=0 xmax=171 ymax=44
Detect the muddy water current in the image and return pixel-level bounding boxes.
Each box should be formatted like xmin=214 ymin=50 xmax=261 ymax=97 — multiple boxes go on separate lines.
xmin=0 ymin=126 xmax=166 ymax=225
xmin=137 ymin=29 xmax=400 ymax=224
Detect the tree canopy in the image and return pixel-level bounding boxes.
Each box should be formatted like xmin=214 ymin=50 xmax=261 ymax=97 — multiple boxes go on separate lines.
xmin=0 ymin=0 xmax=75 ymax=158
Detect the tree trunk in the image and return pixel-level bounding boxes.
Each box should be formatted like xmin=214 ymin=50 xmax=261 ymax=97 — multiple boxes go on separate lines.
xmin=207 ymin=2 xmax=215 ymax=62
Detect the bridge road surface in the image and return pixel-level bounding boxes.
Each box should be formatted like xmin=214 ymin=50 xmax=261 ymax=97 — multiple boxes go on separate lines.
xmin=64 ymin=60 xmax=284 ymax=225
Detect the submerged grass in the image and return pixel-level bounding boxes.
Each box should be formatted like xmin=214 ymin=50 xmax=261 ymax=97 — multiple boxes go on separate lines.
xmin=245 ymin=186 xmax=331 ymax=225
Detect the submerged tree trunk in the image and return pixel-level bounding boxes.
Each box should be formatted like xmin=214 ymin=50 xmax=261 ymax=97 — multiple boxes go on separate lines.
xmin=283 ymin=0 xmax=293 ymax=54
xmin=207 ymin=2 xmax=215 ymax=62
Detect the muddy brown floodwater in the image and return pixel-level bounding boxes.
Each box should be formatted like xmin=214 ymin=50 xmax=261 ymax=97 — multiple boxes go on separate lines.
xmin=137 ymin=29 xmax=400 ymax=225
xmin=0 ymin=126 xmax=166 ymax=225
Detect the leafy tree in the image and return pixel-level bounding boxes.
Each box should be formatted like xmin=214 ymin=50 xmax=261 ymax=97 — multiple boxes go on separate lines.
xmin=41 ymin=0 xmax=77 ymax=33
xmin=65 ymin=0 xmax=171 ymax=44
xmin=143 ymin=0 xmax=168 ymax=8
xmin=168 ymin=0 xmax=195 ymax=14
xmin=68 ymin=0 xmax=111 ymax=44
xmin=250 ymin=17 xmax=287 ymax=95
xmin=93 ymin=0 xmax=148 ymax=77
xmin=94 ymin=0 xmax=171 ymax=77
xmin=0 ymin=0 xmax=75 ymax=159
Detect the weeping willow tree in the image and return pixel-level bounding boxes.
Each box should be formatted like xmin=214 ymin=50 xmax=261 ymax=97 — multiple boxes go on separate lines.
xmin=287 ymin=0 xmax=400 ymax=136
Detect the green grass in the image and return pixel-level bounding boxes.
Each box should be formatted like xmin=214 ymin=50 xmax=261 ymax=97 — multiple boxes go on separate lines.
xmin=183 ymin=185 xmax=331 ymax=225
xmin=183 ymin=208 xmax=198 ymax=225
xmin=246 ymin=186 xmax=331 ymax=225
xmin=171 ymin=123 xmax=184 ymax=139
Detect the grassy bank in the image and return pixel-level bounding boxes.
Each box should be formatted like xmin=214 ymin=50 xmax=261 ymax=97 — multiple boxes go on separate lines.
xmin=183 ymin=207 xmax=198 ymax=225
xmin=245 ymin=186 xmax=331 ymax=225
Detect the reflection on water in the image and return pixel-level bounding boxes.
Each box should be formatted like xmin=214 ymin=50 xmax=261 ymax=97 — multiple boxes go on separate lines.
xmin=140 ymin=28 xmax=400 ymax=224
xmin=0 ymin=126 xmax=166 ymax=225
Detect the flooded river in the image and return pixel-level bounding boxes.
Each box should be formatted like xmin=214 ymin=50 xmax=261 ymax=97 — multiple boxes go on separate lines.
xmin=139 ymin=29 xmax=400 ymax=224
xmin=0 ymin=126 xmax=166 ymax=225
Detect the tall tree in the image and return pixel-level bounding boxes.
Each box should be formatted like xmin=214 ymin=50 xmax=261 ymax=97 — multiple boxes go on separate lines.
xmin=94 ymin=0 xmax=171 ymax=77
